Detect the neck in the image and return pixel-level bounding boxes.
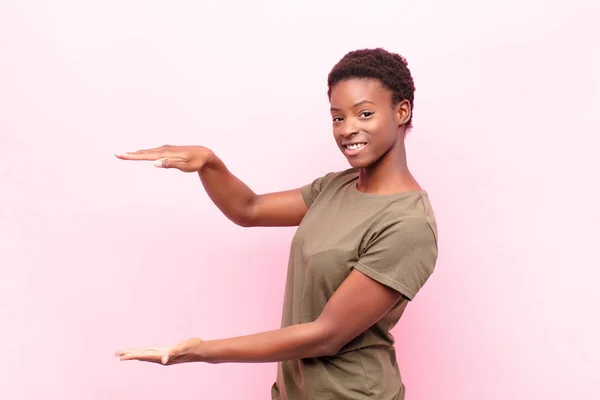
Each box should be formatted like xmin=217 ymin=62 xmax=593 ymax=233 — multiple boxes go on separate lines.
xmin=356 ymin=141 xmax=421 ymax=195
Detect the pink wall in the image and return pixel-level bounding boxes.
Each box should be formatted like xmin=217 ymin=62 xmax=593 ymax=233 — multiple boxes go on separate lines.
xmin=1 ymin=1 xmax=599 ymax=399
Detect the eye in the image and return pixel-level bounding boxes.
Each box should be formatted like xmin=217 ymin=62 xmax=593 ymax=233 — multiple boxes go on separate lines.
xmin=332 ymin=116 xmax=343 ymax=123
xmin=359 ymin=111 xmax=374 ymax=118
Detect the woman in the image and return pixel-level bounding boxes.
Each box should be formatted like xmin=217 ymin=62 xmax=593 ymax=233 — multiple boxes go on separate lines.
xmin=115 ymin=48 xmax=438 ymax=400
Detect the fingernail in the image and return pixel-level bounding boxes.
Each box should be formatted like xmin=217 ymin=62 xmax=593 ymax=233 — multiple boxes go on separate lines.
xmin=154 ymin=160 xmax=163 ymax=167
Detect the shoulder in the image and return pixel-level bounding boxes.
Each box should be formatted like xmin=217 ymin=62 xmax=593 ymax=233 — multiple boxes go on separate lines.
xmin=361 ymin=199 xmax=439 ymax=259
xmin=396 ymin=217 xmax=437 ymax=246
xmin=356 ymin=216 xmax=439 ymax=300
xmin=376 ymin=192 xmax=438 ymax=243
xmin=368 ymin=216 xmax=437 ymax=248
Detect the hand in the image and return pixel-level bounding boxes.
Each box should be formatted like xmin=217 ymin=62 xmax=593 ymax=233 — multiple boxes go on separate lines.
xmin=115 ymin=337 xmax=204 ymax=365
xmin=115 ymin=145 xmax=214 ymax=173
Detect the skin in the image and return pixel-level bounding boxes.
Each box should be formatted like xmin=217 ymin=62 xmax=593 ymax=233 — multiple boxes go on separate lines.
xmin=330 ymin=78 xmax=421 ymax=194
xmin=114 ymin=77 xmax=420 ymax=366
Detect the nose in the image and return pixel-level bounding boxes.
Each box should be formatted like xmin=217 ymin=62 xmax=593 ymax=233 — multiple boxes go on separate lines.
xmin=340 ymin=119 xmax=359 ymax=138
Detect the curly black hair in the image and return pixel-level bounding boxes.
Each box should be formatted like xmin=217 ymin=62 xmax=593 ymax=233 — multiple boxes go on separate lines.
xmin=327 ymin=48 xmax=416 ymax=130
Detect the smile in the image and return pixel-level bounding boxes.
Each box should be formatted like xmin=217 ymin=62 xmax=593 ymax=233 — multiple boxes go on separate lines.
xmin=343 ymin=142 xmax=368 ymax=156
xmin=344 ymin=143 xmax=367 ymax=150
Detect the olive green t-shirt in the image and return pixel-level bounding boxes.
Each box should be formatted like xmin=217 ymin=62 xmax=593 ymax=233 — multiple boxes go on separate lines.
xmin=271 ymin=169 xmax=438 ymax=400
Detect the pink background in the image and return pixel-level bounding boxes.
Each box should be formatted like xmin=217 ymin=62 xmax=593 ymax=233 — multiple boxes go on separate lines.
xmin=1 ymin=1 xmax=599 ymax=399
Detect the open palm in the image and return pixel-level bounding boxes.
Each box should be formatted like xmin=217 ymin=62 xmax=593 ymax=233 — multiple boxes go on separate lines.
xmin=116 ymin=338 xmax=203 ymax=365
xmin=115 ymin=145 xmax=213 ymax=173
xmin=116 ymin=347 xmax=172 ymax=364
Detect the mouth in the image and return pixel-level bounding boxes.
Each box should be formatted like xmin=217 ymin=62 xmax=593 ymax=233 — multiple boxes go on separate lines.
xmin=342 ymin=142 xmax=368 ymax=156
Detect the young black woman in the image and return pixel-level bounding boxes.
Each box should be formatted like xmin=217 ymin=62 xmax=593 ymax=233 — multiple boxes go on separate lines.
xmin=115 ymin=48 xmax=438 ymax=400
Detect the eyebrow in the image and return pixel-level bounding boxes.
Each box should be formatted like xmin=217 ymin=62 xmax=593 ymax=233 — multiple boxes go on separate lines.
xmin=330 ymin=100 xmax=376 ymax=112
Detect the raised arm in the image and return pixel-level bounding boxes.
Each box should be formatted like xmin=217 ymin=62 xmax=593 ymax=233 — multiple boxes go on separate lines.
xmin=116 ymin=145 xmax=308 ymax=227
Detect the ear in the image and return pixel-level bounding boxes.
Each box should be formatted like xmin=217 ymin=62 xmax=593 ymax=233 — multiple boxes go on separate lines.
xmin=394 ymin=99 xmax=412 ymax=127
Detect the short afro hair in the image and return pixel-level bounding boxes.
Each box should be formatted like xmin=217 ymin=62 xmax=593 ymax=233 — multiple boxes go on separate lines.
xmin=327 ymin=48 xmax=416 ymax=130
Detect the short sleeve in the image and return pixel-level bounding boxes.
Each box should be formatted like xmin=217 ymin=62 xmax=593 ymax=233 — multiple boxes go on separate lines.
xmin=353 ymin=219 xmax=438 ymax=301
xmin=300 ymin=172 xmax=337 ymax=208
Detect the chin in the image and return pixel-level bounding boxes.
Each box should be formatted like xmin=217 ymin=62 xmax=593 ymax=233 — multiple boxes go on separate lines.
xmin=346 ymin=156 xmax=373 ymax=169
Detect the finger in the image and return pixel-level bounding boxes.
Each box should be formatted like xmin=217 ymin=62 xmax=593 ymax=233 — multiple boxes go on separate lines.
xmin=154 ymin=158 xmax=185 ymax=169
xmin=120 ymin=354 xmax=161 ymax=362
xmin=115 ymin=347 xmax=162 ymax=357
xmin=161 ymin=347 xmax=178 ymax=365
xmin=115 ymin=146 xmax=171 ymax=161
xmin=115 ymin=152 xmax=163 ymax=161
xmin=119 ymin=353 xmax=141 ymax=361
xmin=115 ymin=349 xmax=140 ymax=357
xmin=119 ymin=351 xmax=163 ymax=362
xmin=115 ymin=348 xmax=148 ymax=356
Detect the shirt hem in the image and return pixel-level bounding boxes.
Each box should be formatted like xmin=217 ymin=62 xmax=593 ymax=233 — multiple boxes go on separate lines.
xmin=353 ymin=262 xmax=416 ymax=301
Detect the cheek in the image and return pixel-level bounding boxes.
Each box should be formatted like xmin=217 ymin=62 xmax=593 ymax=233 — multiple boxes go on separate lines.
xmin=332 ymin=125 xmax=342 ymax=140
xmin=366 ymin=120 xmax=397 ymax=151
xmin=332 ymin=122 xmax=349 ymax=138
xmin=364 ymin=119 xmax=386 ymax=140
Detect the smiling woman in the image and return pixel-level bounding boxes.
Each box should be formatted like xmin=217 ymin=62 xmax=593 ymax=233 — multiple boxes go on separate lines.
xmin=115 ymin=48 xmax=438 ymax=400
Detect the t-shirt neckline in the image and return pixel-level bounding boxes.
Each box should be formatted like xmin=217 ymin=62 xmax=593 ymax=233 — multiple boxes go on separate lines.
xmin=350 ymin=179 xmax=428 ymax=199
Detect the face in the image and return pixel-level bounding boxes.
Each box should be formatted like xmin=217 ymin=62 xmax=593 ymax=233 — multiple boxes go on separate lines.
xmin=329 ymin=78 xmax=411 ymax=169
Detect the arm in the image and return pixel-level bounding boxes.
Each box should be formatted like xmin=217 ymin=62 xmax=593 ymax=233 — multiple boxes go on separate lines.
xmin=188 ymin=220 xmax=436 ymax=363
xmin=116 ymin=270 xmax=402 ymax=364
xmin=116 ymin=145 xmax=308 ymax=227
xmin=199 ymin=152 xmax=308 ymax=227
xmin=196 ymin=270 xmax=402 ymax=363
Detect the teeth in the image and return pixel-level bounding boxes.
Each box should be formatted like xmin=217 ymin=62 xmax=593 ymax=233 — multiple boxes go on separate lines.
xmin=346 ymin=143 xmax=366 ymax=150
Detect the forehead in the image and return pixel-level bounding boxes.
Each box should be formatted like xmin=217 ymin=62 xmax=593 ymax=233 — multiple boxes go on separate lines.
xmin=329 ymin=78 xmax=392 ymax=107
